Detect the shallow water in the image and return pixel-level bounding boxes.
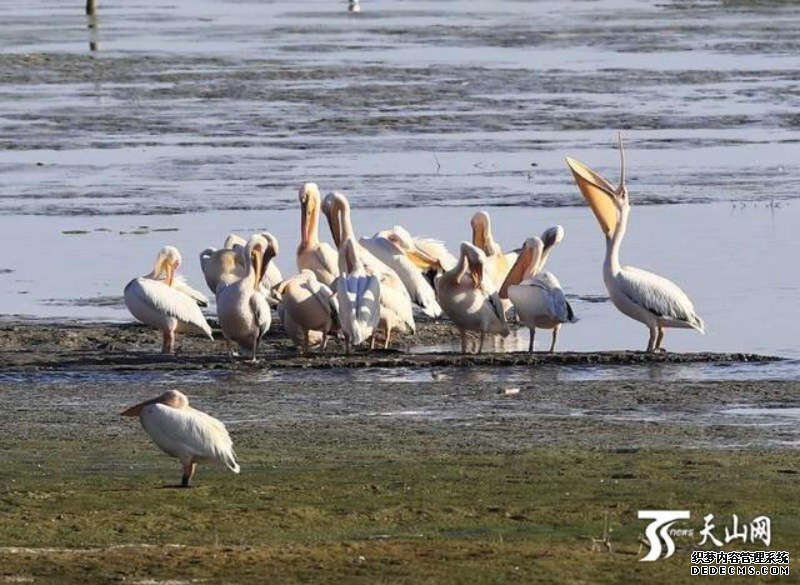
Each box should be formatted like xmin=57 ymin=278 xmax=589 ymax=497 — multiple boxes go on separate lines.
xmin=1 ymin=0 xmax=799 ymax=377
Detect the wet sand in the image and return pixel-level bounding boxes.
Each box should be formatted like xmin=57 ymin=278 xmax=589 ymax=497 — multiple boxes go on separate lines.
xmin=0 ymin=319 xmax=778 ymax=373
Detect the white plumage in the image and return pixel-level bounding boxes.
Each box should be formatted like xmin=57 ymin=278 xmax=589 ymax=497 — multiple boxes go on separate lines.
xmin=567 ymin=135 xmax=704 ymax=351
xmin=216 ymin=234 xmax=277 ymax=359
xmin=322 ymin=192 xmax=415 ymax=348
xmin=276 ymin=270 xmax=340 ymax=353
xmin=124 ymin=246 xmax=212 ymax=353
xmin=360 ymin=228 xmax=443 ymax=318
xmin=122 ymin=390 xmax=239 ymax=487
xmin=437 ymin=242 xmax=509 ymax=354
xmin=297 ymin=183 xmax=340 ymax=286
xmin=335 ymin=238 xmax=381 ymax=351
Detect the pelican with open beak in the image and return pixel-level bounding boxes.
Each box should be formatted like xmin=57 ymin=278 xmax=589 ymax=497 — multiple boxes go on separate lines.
xmin=121 ymin=390 xmax=239 ymax=487
xmin=297 ymin=183 xmax=339 ymax=286
xmin=437 ymin=242 xmax=509 ymax=354
xmin=124 ymin=246 xmax=212 ymax=353
xmin=216 ymin=234 xmax=278 ymax=360
xmin=566 ymin=134 xmax=704 ymax=352
xmin=500 ymin=227 xmax=576 ymax=353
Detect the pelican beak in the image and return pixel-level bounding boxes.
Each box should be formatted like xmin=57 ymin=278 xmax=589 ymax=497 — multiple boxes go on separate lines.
xmin=566 ymin=157 xmax=619 ymax=238
xmin=471 ymin=219 xmax=487 ymax=251
xmin=300 ymin=200 xmax=309 ymax=245
xmin=328 ymin=204 xmax=342 ymax=248
xmin=499 ymin=245 xmax=532 ymax=299
xmin=407 ymin=247 xmax=440 ymax=271
xmin=166 ymin=261 xmax=175 ymax=287
xmin=469 ymin=261 xmax=483 ymax=289
xmin=121 ymin=397 xmax=158 ymax=417
xmin=252 ymin=250 xmax=263 ymax=290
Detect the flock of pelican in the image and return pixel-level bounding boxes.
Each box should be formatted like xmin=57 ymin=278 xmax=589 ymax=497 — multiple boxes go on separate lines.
xmin=124 ymin=136 xmax=705 ymax=360
xmin=122 ymin=135 xmax=706 ymax=485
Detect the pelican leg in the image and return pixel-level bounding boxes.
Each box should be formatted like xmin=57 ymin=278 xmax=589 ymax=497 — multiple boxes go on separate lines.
xmin=646 ymin=326 xmax=657 ymax=353
xmin=321 ymin=331 xmax=329 ymax=353
xmin=655 ymin=326 xmax=666 ymax=353
xmin=460 ymin=330 xmax=468 ymax=355
xmin=384 ymin=326 xmax=392 ymax=350
xmin=181 ymin=462 xmax=197 ymax=488
xmin=550 ymin=325 xmax=560 ymax=354
xmin=478 ymin=331 xmax=485 ymax=354
xmin=370 ymin=335 xmax=376 ymax=350
xmin=302 ymin=330 xmax=310 ymax=356
xmin=161 ymin=329 xmax=175 ymax=354
xmin=345 ymin=337 xmax=351 ymax=357
xmin=528 ymin=328 xmax=535 ymax=353
xmin=251 ymin=336 xmax=259 ymax=363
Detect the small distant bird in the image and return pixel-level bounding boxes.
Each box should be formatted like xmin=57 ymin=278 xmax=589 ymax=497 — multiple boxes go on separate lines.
xmin=121 ymin=390 xmax=240 ymax=487
xmin=124 ymin=246 xmax=212 ymax=353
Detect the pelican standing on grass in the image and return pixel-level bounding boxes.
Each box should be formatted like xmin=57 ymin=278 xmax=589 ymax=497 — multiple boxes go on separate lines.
xmin=297 ymin=183 xmax=339 ymax=286
xmin=566 ymin=135 xmax=705 ymax=352
xmin=216 ymin=234 xmax=277 ymax=360
xmin=437 ymin=242 xmax=509 ymax=354
xmin=121 ymin=390 xmax=239 ymax=487
xmin=124 ymin=246 xmax=212 ymax=353
xmin=500 ymin=227 xmax=576 ymax=353
xmin=323 ymin=192 xmax=415 ymax=348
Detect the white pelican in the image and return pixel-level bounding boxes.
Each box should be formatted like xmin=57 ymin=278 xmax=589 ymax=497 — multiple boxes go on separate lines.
xmin=124 ymin=246 xmax=212 ymax=353
xmin=437 ymin=242 xmax=509 ymax=354
xmin=359 ymin=225 xmax=446 ymax=318
xmin=470 ymin=210 xmax=518 ymax=292
xmin=500 ymin=228 xmax=577 ymax=353
xmin=322 ymin=192 xmax=415 ymax=348
xmin=297 ymin=183 xmax=339 ymax=286
xmin=216 ymin=234 xmax=277 ymax=359
xmin=275 ymin=270 xmax=339 ymax=353
xmin=200 ymin=233 xmax=283 ymax=306
xmin=121 ymin=390 xmax=239 ymax=487
xmin=566 ymin=135 xmax=705 ymax=352
xmin=335 ymin=238 xmax=381 ymax=354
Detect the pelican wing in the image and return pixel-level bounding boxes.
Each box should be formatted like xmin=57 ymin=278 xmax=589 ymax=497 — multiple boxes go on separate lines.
xmin=414 ymin=238 xmax=457 ymax=270
xmin=360 ymin=236 xmax=442 ymax=317
xmin=486 ymin=290 xmax=507 ymax=327
xmin=335 ymin=273 xmax=380 ymax=346
xmin=141 ymin=403 xmax=239 ymax=473
xmin=171 ymin=275 xmax=210 ymax=308
xmin=378 ymin=274 xmax=415 ymax=333
xmin=527 ymin=272 xmax=575 ymax=323
xmin=299 ymin=243 xmax=339 ymax=285
xmin=251 ymin=291 xmax=273 ymax=339
xmin=619 ymin=266 xmax=704 ymax=331
xmin=125 ymin=278 xmax=212 ymax=337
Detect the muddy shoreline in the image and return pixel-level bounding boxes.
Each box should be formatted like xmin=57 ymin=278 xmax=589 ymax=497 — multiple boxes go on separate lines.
xmin=0 ymin=319 xmax=780 ymax=373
